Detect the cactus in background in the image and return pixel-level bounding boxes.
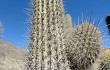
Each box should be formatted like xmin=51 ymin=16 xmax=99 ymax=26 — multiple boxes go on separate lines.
xmin=65 ymin=14 xmax=72 ymax=30
xmin=26 ymin=0 xmax=70 ymax=70
xmin=64 ymin=14 xmax=73 ymax=46
xmin=0 ymin=21 xmax=3 ymax=39
xmin=66 ymin=22 xmax=102 ymax=70
xmin=99 ymin=49 xmax=110 ymax=70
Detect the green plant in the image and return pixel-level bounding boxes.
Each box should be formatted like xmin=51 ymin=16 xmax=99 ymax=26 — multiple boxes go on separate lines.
xmin=66 ymin=22 xmax=102 ymax=70
xmin=26 ymin=0 xmax=70 ymax=70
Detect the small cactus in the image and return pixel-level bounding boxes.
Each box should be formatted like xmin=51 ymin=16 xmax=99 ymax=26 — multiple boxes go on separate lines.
xmin=99 ymin=49 xmax=110 ymax=70
xmin=66 ymin=22 xmax=102 ymax=70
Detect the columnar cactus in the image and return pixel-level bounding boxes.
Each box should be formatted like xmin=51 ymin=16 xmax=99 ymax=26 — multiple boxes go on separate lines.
xmin=26 ymin=0 xmax=70 ymax=70
xmin=64 ymin=14 xmax=73 ymax=46
xmin=65 ymin=14 xmax=72 ymax=30
xmin=66 ymin=22 xmax=102 ymax=70
xmin=0 ymin=22 xmax=3 ymax=39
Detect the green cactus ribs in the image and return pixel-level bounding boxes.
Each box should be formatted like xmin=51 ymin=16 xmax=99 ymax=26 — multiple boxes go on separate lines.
xmin=66 ymin=21 xmax=102 ymax=70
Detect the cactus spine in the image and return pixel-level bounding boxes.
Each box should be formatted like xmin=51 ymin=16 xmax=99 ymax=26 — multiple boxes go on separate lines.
xmin=66 ymin=22 xmax=102 ymax=70
xmin=27 ymin=0 xmax=70 ymax=70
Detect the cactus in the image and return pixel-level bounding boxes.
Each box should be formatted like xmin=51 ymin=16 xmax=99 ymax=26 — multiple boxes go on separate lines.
xmin=66 ymin=22 xmax=102 ymax=70
xmin=64 ymin=14 xmax=73 ymax=46
xmin=99 ymin=49 xmax=110 ymax=70
xmin=0 ymin=21 xmax=3 ymax=39
xmin=26 ymin=0 xmax=70 ymax=70
xmin=65 ymin=14 xmax=72 ymax=30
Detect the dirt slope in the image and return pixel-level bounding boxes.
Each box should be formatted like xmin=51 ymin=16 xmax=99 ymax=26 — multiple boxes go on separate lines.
xmin=0 ymin=40 xmax=26 ymax=70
